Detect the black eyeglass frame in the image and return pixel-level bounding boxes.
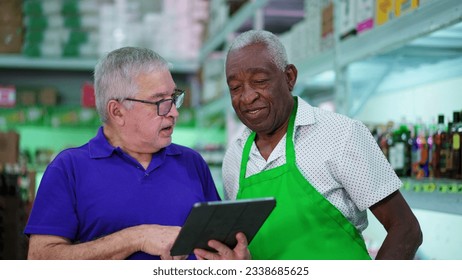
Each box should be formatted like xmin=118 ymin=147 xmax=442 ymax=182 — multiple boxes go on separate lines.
xmin=121 ymin=89 xmax=185 ymax=116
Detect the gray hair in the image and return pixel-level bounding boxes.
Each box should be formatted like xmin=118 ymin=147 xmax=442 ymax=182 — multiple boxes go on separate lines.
xmin=94 ymin=47 xmax=170 ymax=122
xmin=226 ymin=30 xmax=289 ymax=71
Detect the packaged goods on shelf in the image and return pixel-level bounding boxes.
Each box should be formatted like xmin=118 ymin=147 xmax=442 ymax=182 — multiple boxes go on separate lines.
xmin=22 ymin=0 xmax=100 ymax=58
xmin=340 ymin=0 xmax=357 ymax=40
xmin=370 ymin=110 xmax=462 ymax=181
xmin=0 ymin=132 xmax=20 ymax=165
xmin=356 ymin=0 xmax=374 ymax=34
xmin=0 ymin=86 xmax=16 ymax=108
xmin=49 ymin=106 xmax=100 ymax=128
xmin=0 ymin=0 xmax=23 ymax=54
xmin=81 ymin=82 xmax=95 ymax=108
xmin=0 ymin=26 xmax=23 ymax=54
xmin=394 ymin=0 xmax=419 ymax=17
xmin=375 ymin=0 xmax=395 ymax=26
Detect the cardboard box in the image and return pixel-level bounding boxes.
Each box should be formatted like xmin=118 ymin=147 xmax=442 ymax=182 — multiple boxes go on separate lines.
xmin=38 ymin=87 xmax=59 ymax=106
xmin=0 ymin=131 xmax=20 ymax=164
xmin=0 ymin=0 xmax=22 ymax=25
xmin=0 ymin=25 xmax=23 ymax=53
xmin=394 ymin=0 xmax=419 ymax=17
xmin=340 ymin=0 xmax=357 ymax=40
xmin=17 ymin=90 xmax=37 ymax=106
xmin=376 ymin=0 xmax=394 ymax=26
xmin=321 ymin=1 xmax=334 ymax=38
xmin=356 ymin=0 xmax=375 ymax=34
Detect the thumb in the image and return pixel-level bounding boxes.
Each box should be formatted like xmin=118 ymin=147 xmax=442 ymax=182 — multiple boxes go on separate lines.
xmin=235 ymin=232 xmax=248 ymax=248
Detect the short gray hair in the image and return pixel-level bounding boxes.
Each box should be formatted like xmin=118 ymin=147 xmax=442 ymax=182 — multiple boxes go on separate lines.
xmin=94 ymin=47 xmax=170 ymax=122
xmin=226 ymin=30 xmax=288 ymax=71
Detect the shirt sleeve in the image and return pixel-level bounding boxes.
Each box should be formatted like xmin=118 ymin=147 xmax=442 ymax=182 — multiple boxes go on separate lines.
xmin=339 ymin=120 xmax=403 ymax=211
xmin=222 ymin=139 xmax=243 ymax=200
xmin=24 ymin=155 xmax=79 ymax=239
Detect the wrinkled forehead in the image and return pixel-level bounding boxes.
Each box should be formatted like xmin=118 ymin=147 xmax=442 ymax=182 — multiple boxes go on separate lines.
xmin=226 ymin=44 xmax=274 ymax=69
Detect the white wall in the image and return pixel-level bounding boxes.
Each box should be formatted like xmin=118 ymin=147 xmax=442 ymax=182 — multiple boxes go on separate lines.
xmin=355 ymin=76 xmax=462 ymax=126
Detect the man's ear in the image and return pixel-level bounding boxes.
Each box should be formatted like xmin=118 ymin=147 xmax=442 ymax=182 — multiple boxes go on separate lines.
xmin=285 ymin=64 xmax=298 ymax=92
xmin=107 ymin=100 xmax=125 ymax=125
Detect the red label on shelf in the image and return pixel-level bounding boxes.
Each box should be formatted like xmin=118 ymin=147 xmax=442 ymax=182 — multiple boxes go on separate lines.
xmin=0 ymin=85 xmax=16 ymax=107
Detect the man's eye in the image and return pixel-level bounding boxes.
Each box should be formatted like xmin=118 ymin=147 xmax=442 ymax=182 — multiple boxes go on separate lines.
xmin=230 ymin=85 xmax=241 ymax=91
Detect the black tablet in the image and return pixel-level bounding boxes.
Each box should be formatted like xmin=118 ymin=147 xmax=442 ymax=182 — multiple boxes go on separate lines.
xmin=170 ymin=197 xmax=276 ymax=256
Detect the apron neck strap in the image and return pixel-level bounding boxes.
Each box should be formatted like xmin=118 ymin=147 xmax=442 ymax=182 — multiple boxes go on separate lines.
xmin=286 ymin=96 xmax=298 ymax=165
xmin=240 ymin=96 xmax=298 ymax=180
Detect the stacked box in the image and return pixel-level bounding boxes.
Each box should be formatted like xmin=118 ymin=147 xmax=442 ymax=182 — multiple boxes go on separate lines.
xmin=22 ymin=0 xmax=99 ymax=57
xmin=0 ymin=0 xmax=23 ymax=53
xmin=356 ymin=0 xmax=375 ymax=35
xmin=0 ymin=132 xmax=20 ymax=165
xmin=394 ymin=0 xmax=419 ymax=17
xmin=140 ymin=0 xmax=209 ymax=61
xmin=38 ymin=87 xmax=59 ymax=106
xmin=339 ymin=0 xmax=357 ymax=40
xmin=97 ymin=0 xmax=143 ymax=57
xmin=375 ymin=0 xmax=394 ymax=26
xmin=375 ymin=0 xmax=419 ymax=27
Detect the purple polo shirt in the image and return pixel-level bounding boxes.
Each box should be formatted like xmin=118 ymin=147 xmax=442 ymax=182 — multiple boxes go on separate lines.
xmin=24 ymin=126 xmax=220 ymax=260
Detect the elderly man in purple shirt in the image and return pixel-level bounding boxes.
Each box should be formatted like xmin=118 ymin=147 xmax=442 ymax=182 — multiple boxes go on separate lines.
xmin=24 ymin=47 xmax=250 ymax=260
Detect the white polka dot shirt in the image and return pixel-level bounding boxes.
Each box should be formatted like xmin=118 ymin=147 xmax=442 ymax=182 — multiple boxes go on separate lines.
xmin=222 ymin=97 xmax=402 ymax=232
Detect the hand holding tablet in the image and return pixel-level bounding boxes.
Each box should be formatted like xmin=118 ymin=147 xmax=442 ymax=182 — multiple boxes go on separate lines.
xmin=170 ymin=197 xmax=276 ymax=256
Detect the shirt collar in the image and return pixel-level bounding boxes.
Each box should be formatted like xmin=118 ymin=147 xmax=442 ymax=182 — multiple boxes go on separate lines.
xmin=88 ymin=126 xmax=182 ymax=159
xmin=236 ymin=96 xmax=316 ymax=145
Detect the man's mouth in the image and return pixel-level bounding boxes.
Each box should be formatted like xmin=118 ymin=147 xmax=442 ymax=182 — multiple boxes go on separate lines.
xmin=161 ymin=125 xmax=174 ymax=131
xmin=247 ymin=108 xmax=262 ymax=114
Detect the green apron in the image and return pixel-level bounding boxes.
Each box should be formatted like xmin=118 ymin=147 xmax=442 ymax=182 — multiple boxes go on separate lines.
xmin=236 ymin=98 xmax=371 ymax=260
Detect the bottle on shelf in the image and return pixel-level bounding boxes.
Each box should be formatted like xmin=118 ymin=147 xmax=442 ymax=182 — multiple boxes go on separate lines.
xmin=389 ymin=123 xmax=411 ymax=177
xmin=440 ymin=119 xmax=453 ymax=178
xmin=431 ymin=115 xmax=446 ymax=178
xmin=411 ymin=122 xmax=430 ymax=179
xmin=378 ymin=121 xmax=394 ymax=160
xmin=450 ymin=111 xmax=461 ymax=179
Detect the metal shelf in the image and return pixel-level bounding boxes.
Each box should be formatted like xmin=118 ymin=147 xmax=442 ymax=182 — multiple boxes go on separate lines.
xmin=400 ymin=178 xmax=462 ymax=215
xmin=0 ymin=54 xmax=199 ymax=74
xmin=297 ymin=0 xmax=462 ymax=79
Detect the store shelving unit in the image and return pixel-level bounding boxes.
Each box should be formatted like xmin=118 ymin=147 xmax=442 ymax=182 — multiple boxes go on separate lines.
xmin=0 ymin=54 xmax=199 ymax=74
xmin=400 ymin=178 xmax=462 ymax=215
xmin=297 ymin=0 xmax=462 ymax=79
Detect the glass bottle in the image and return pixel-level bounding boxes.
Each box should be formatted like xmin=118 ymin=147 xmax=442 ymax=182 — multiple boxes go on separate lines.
xmin=432 ymin=115 xmax=446 ymax=178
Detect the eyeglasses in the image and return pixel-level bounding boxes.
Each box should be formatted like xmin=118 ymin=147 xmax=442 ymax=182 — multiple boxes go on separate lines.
xmin=122 ymin=89 xmax=185 ymax=116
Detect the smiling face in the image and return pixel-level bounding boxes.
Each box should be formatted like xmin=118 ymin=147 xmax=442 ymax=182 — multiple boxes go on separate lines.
xmin=121 ymin=69 xmax=179 ymax=153
xmin=226 ymin=43 xmax=297 ymax=137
